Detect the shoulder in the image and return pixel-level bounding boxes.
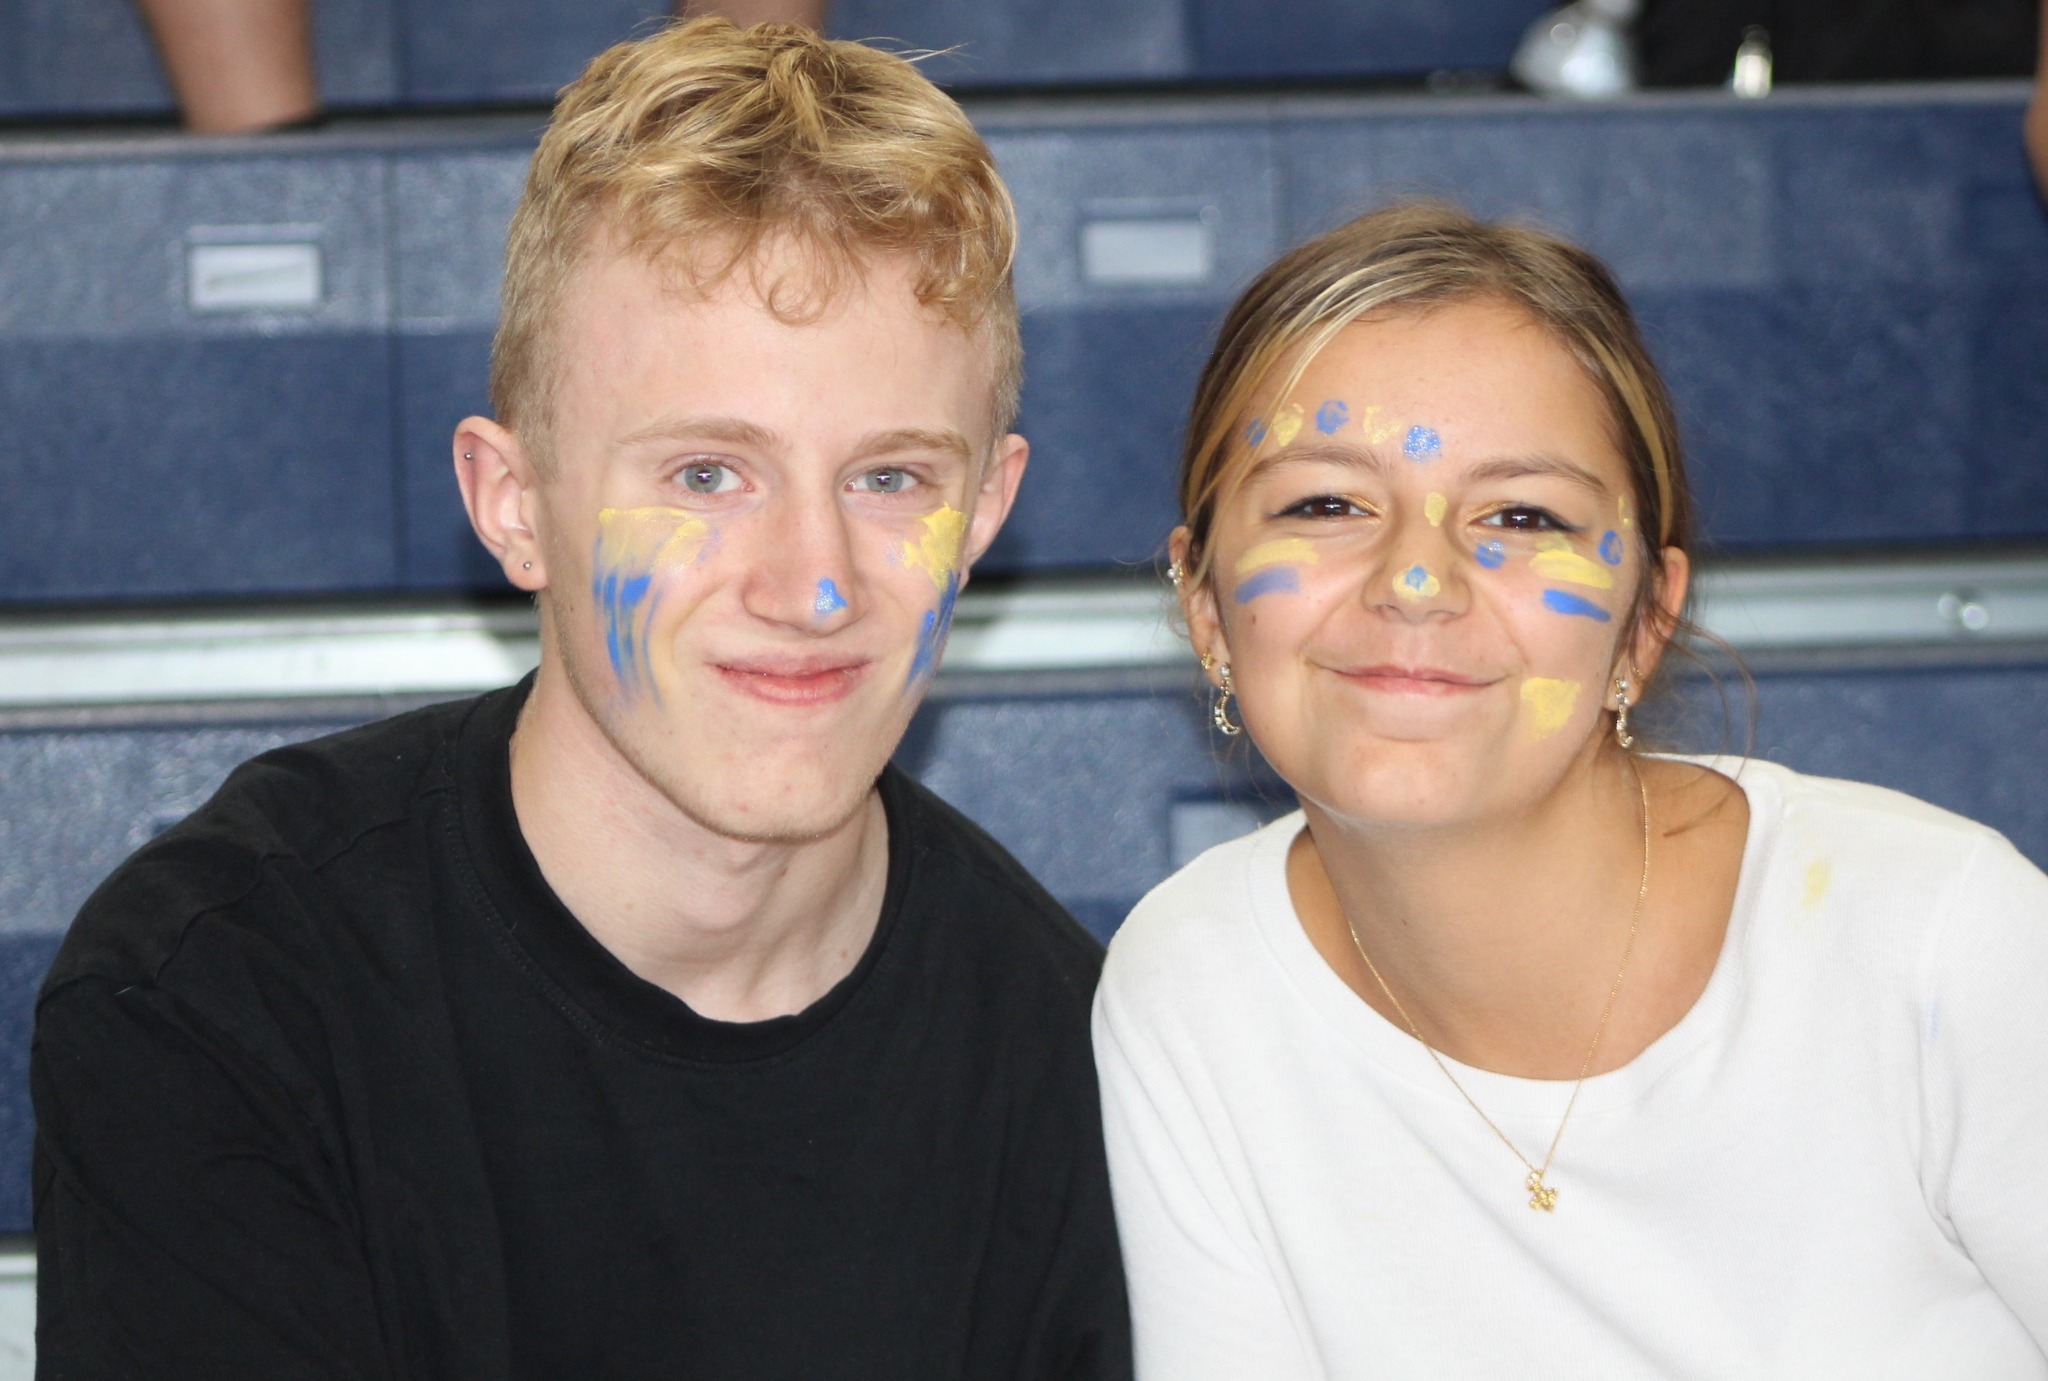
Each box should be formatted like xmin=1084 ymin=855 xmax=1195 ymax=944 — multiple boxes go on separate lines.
xmin=44 ymin=691 xmax=496 ymax=1000
xmin=1098 ymin=813 xmax=1301 ymax=1029
xmin=884 ymin=766 xmax=1105 ymax=996
xmin=1731 ymin=757 xmax=2037 ymax=903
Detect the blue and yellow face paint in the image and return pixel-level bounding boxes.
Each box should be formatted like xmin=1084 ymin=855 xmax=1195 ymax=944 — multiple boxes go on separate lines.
xmin=592 ymin=507 xmax=713 ymax=701
xmin=1234 ymin=538 xmax=1316 ymax=604
xmin=1396 ymin=564 xmax=1441 ymax=600
xmin=903 ymin=506 xmax=968 ymax=688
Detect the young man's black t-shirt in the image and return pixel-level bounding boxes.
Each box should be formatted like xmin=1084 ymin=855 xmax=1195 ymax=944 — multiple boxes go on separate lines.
xmin=31 ymin=681 xmax=1132 ymax=1380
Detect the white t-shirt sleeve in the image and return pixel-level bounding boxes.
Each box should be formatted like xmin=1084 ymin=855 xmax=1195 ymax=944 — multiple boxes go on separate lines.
xmin=1920 ymin=832 xmax=2048 ymax=1349
xmin=1094 ymin=959 xmax=1319 ymax=1380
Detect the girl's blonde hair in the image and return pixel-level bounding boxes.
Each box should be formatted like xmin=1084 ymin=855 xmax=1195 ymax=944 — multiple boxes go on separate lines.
xmin=492 ymin=18 xmax=1021 ymax=457
xmin=1180 ymin=202 xmax=1696 ymax=671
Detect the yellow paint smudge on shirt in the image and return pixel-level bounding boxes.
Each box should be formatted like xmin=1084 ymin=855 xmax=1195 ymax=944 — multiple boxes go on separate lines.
xmin=1520 ymin=677 xmax=1580 ymax=738
xmin=1424 ymin=492 xmax=1448 ymax=527
xmin=1530 ymin=548 xmax=1617 ymax=590
xmin=900 ymin=505 xmax=968 ymax=592
xmin=1803 ymin=859 xmax=1832 ymax=911
xmin=1268 ymin=402 xmax=1305 ymax=448
xmin=1235 ymin=538 xmax=1319 ymax=575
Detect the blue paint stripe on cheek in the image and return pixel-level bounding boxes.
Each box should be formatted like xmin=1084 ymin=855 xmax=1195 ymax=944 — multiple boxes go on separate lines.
xmin=907 ymin=571 xmax=961 ymax=688
xmin=1475 ymin=540 xmax=1507 ymax=569
xmin=1234 ymin=566 xmax=1301 ymax=604
xmin=1543 ymin=589 xmax=1612 ymax=621
xmin=1599 ymin=530 xmax=1624 ymax=565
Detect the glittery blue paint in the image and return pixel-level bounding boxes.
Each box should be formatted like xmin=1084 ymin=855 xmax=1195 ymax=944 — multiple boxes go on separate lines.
xmin=1599 ymin=530 xmax=1624 ymax=566
xmin=813 ymin=577 xmax=847 ymax=617
xmin=595 ymin=566 xmax=659 ymax=699
xmin=907 ymin=571 xmax=961 ymax=687
xmin=1234 ymin=567 xmax=1301 ymax=604
xmin=1401 ymin=564 xmax=1434 ymax=594
xmin=1245 ymin=418 xmax=1268 ymax=448
xmin=1315 ymin=399 xmax=1349 ymax=435
xmin=1475 ymin=540 xmax=1507 ymax=569
xmin=1543 ymin=589 xmax=1611 ymax=622
xmin=1402 ymin=425 xmax=1442 ymax=462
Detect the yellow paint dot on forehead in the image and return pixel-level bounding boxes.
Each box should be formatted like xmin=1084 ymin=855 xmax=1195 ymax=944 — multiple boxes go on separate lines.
xmin=1268 ymin=402 xmax=1305 ymax=448
xmin=900 ymin=505 xmax=967 ymax=592
xmin=1529 ymin=549 xmax=1616 ymax=590
xmin=1520 ymin=677 xmax=1580 ymax=739
xmin=1236 ymin=538 xmax=1318 ymax=575
xmin=1424 ymin=492 xmax=1448 ymax=527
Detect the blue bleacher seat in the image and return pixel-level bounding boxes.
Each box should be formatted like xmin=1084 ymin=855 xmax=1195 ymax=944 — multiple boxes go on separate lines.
xmin=2 ymin=88 xmax=2045 ymax=601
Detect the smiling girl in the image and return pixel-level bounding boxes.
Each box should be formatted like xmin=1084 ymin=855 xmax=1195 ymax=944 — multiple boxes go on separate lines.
xmin=1094 ymin=204 xmax=2048 ymax=1376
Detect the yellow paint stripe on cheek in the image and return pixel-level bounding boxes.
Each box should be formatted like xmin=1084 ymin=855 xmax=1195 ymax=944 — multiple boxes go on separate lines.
xmin=901 ymin=505 xmax=969 ymax=592
xmin=1520 ymin=677 xmax=1580 ymax=738
xmin=1529 ymin=549 xmax=1616 ymax=590
xmin=1235 ymin=539 xmax=1319 ymax=575
xmin=594 ymin=507 xmax=713 ymax=568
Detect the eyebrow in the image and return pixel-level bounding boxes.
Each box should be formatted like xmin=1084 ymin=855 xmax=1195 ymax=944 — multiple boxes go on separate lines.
xmin=1243 ymin=441 xmax=1393 ymax=484
xmin=612 ymin=416 xmax=974 ymax=465
xmin=1246 ymin=443 xmax=1610 ymax=495
xmin=615 ymin=414 xmax=782 ymax=451
xmin=1461 ymin=453 xmax=1612 ymax=495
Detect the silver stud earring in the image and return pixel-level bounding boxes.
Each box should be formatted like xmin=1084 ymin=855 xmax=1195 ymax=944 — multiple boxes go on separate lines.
xmin=1166 ymin=559 xmax=1186 ymax=590
xmin=1612 ymin=673 xmax=1635 ymax=750
xmin=522 ymin=561 xmax=533 ymax=570
xmin=464 ymin=452 xmax=474 ymax=460
xmin=1201 ymin=653 xmax=1244 ymax=737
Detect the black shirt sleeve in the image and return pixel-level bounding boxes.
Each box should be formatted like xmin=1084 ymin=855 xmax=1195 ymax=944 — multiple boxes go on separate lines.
xmin=33 ymin=977 xmax=388 ymax=1380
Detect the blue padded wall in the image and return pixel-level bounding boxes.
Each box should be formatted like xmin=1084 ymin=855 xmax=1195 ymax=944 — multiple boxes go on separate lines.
xmin=1189 ymin=0 xmax=1547 ymax=82
xmin=1 ymin=89 xmax=2044 ymax=601
xmin=0 ymin=145 xmax=400 ymax=600
xmin=1278 ymin=91 xmax=2048 ymax=551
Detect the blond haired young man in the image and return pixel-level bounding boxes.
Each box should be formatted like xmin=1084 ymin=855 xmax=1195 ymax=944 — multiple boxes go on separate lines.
xmin=32 ymin=21 xmax=1130 ymax=1378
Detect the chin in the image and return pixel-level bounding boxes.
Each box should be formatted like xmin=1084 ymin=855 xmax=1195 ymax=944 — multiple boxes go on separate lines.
xmin=1280 ymin=736 xmax=1494 ymax=831
xmin=651 ymin=758 xmax=878 ymax=845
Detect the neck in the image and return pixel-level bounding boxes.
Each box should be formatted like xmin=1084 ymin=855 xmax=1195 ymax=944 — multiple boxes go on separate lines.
xmin=508 ymin=666 xmax=890 ymax=1024
xmin=1293 ymin=743 xmax=1650 ymax=1078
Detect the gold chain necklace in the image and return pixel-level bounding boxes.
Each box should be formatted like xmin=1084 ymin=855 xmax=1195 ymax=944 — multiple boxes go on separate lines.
xmin=1343 ymin=763 xmax=1651 ymax=1213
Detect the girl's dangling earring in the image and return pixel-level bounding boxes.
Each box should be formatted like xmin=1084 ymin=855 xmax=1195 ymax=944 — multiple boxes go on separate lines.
xmin=1201 ymin=654 xmax=1244 ymax=737
xmin=1612 ymin=672 xmax=1636 ymax=750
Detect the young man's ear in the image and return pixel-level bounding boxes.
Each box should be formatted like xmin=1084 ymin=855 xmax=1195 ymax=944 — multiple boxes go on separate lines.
xmin=959 ymin=432 xmax=1030 ymax=577
xmin=454 ymin=417 xmax=548 ymax=593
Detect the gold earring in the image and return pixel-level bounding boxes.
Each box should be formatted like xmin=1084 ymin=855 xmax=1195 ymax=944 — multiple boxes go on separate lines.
xmin=1612 ymin=673 xmax=1635 ymax=750
xmin=1166 ymin=559 xmax=1186 ymax=590
xmin=1210 ymin=659 xmax=1243 ymax=737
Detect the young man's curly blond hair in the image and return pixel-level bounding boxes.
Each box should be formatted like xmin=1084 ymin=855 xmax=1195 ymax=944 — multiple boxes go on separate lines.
xmin=491 ymin=18 xmax=1021 ymax=463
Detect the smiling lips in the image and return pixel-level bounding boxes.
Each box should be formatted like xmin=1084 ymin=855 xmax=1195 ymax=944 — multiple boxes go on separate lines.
xmin=1336 ymin=664 xmax=1496 ymax=696
xmin=715 ymin=656 xmax=869 ymax=705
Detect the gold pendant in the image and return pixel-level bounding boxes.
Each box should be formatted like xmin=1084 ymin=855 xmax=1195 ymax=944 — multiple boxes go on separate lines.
xmin=1526 ymin=1170 xmax=1558 ymax=1212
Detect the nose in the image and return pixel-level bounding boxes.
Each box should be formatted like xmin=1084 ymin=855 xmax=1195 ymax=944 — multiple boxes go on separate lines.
xmin=1369 ymin=494 xmax=1466 ymax=622
xmin=741 ymin=486 xmax=859 ymax=632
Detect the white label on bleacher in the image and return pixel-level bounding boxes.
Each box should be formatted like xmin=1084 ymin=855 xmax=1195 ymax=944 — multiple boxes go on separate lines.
xmin=1080 ymin=217 xmax=1213 ymax=288
xmin=187 ymin=242 xmax=324 ymax=312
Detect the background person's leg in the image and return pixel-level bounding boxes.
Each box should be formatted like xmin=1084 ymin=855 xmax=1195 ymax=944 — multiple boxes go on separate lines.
xmin=135 ymin=0 xmax=319 ymax=134
xmin=680 ymin=0 xmax=830 ymax=31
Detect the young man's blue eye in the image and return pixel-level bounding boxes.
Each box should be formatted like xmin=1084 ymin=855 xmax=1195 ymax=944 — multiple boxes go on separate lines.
xmin=682 ymin=464 xmax=731 ymax=494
